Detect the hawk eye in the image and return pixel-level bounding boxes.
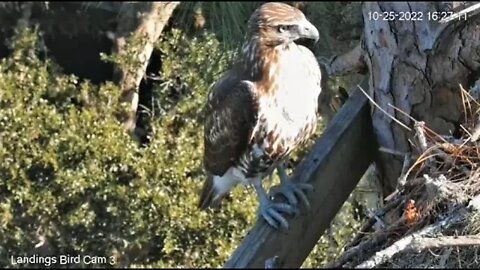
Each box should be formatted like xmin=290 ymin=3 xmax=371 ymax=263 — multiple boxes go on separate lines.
xmin=277 ymin=25 xmax=289 ymax=33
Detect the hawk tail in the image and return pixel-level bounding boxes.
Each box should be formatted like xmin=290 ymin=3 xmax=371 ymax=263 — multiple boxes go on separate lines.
xmin=198 ymin=173 xmax=219 ymax=210
xmin=198 ymin=172 xmax=235 ymax=210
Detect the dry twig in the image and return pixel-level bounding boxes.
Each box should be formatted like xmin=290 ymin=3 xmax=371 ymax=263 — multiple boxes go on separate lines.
xmin=357 ymin=85 xmax=412 ymax=132
xmin=355 ymin=208 xmax=467 ymax=268
xmin=410 ymin=235 xmax=480 ymax=252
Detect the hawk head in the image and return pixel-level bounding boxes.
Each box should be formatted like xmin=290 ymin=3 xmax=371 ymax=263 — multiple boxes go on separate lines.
xmin=247 ymin=2 xmax=319 ymax=48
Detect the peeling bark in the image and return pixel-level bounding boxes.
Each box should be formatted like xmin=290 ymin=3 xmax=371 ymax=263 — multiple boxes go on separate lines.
xmin=324 ymin=2 xmax=480 ymax=196
xmin=113 ymin=2 xmax=180 ymax=138
xmin=358 ymin=2 xmax=480 ymax=196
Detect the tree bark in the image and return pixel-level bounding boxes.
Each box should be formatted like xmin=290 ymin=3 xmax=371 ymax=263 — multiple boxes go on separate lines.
xmin=327 ymin=2 xmax=480 ymax=196
xmin=112 ymin=2 xmax=180 ymax=138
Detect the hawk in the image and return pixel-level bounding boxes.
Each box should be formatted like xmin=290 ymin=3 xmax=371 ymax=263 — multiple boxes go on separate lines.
xmin=199 ymin=2 xmax=322 ymax=229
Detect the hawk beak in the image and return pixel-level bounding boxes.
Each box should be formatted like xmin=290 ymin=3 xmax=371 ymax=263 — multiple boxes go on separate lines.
xmin=298 ymin=19 xmax=319 ymax=43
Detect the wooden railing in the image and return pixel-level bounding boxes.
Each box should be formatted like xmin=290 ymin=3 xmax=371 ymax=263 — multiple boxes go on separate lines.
xmin=224 ymin=85 xmax=378 ymax=268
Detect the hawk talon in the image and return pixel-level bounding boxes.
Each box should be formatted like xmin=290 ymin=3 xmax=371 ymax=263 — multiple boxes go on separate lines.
xmin=253 ymin=177 xmax=298 ymax=229
xmin=269 ymin=181 xmax=313 ymax=210
xmin=270 ymin=163 xmax=314 ymax=210
xmin=258 ymin=200 xmax=298 ymax=229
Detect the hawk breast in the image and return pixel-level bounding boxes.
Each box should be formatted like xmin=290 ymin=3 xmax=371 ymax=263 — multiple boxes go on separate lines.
xmin=239 ymin=44 xmax=321 ymax=177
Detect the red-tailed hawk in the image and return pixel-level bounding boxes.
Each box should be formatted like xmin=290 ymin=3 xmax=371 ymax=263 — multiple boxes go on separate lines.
xmin=199 ymin=2 xmax=322 ymax=229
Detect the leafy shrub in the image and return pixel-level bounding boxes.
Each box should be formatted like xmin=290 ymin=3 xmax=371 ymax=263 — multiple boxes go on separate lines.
xmin=0 ymin=24 xmax=259 ymax=268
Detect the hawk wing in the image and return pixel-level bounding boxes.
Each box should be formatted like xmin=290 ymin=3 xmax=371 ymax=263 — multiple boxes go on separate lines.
xmin=203 ymin=75 xmax=258 ymax=176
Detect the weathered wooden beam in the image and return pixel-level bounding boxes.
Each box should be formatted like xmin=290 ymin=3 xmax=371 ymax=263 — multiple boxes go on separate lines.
xmin=224 ymin=85 xmax=377 ymax=268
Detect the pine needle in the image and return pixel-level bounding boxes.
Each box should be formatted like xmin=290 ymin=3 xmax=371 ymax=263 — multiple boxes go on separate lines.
xmin=356 ymin=84 xmax=412 ymax=132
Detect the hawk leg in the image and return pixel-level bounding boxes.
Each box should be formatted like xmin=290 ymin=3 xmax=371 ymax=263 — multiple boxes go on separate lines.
xmin=269 ymin=162 xmax=314 ymax=210
xmin=253 ymin=178 xmax=298 ymax=229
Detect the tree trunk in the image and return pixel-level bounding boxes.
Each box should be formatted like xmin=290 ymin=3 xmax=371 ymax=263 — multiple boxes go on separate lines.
xmin=326 ymin=2 xmax=480 ymax=197
xmin=113 ymin=1 xmax=180 ymax=139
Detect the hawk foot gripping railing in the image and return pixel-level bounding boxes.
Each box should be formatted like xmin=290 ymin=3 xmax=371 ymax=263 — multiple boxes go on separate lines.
xmin=224 ymin=84 xmax=377 ymax=268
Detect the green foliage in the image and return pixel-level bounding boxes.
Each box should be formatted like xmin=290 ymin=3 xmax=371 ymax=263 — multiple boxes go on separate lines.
xmin=170 ymin=2 xmax=363 ymax=58
xmin=152 ymin=28 xmax=233 ymax=119
xmin=1 ymin=25 xmax=134 ymax=267
xmin=172 ymin=2 xmax=261 ymax=52
xmin=0 ymin=24 xmax=257 ymax=268
xmin=1 ymin=14 xmax=362 ymax=268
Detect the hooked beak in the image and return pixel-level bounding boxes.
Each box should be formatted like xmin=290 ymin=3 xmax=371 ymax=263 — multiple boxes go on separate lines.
xmin=297 ymin=19 xmax=319 ymax=43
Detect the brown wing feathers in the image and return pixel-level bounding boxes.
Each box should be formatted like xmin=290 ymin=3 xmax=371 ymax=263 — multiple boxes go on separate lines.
xmin=199 ymin=80 xmax=258 ymax=208
xmin=203 ymin=81 xmax=258 ymax=176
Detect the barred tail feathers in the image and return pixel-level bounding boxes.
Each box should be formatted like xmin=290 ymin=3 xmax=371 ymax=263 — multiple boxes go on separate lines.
xmin=198 ymin=170 xmax=238 ymax=209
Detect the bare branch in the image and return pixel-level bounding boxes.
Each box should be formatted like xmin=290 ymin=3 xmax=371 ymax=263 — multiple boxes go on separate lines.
xmin=321 ymin=43 xmax=367 ymax=77
xmin=355 ymin=208 xmax=467 ymax=268
xmin=410 ymin=235 xmax=480 ymax=252
xmin=326 ymin=197 xmax=404 ymax=268
xmin=378 ymin=146 xmax=408 ymax=157
xmin=113 ymin=2 xmax=180 ymax=138
xmin=396 ymin=153 xmax=412 ymax=190
xmin=414 ymin=122 xmax=428 ymax=153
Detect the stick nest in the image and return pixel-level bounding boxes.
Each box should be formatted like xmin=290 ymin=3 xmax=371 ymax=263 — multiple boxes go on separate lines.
xmin=327 ymin=85 xmax=480 ymax=268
